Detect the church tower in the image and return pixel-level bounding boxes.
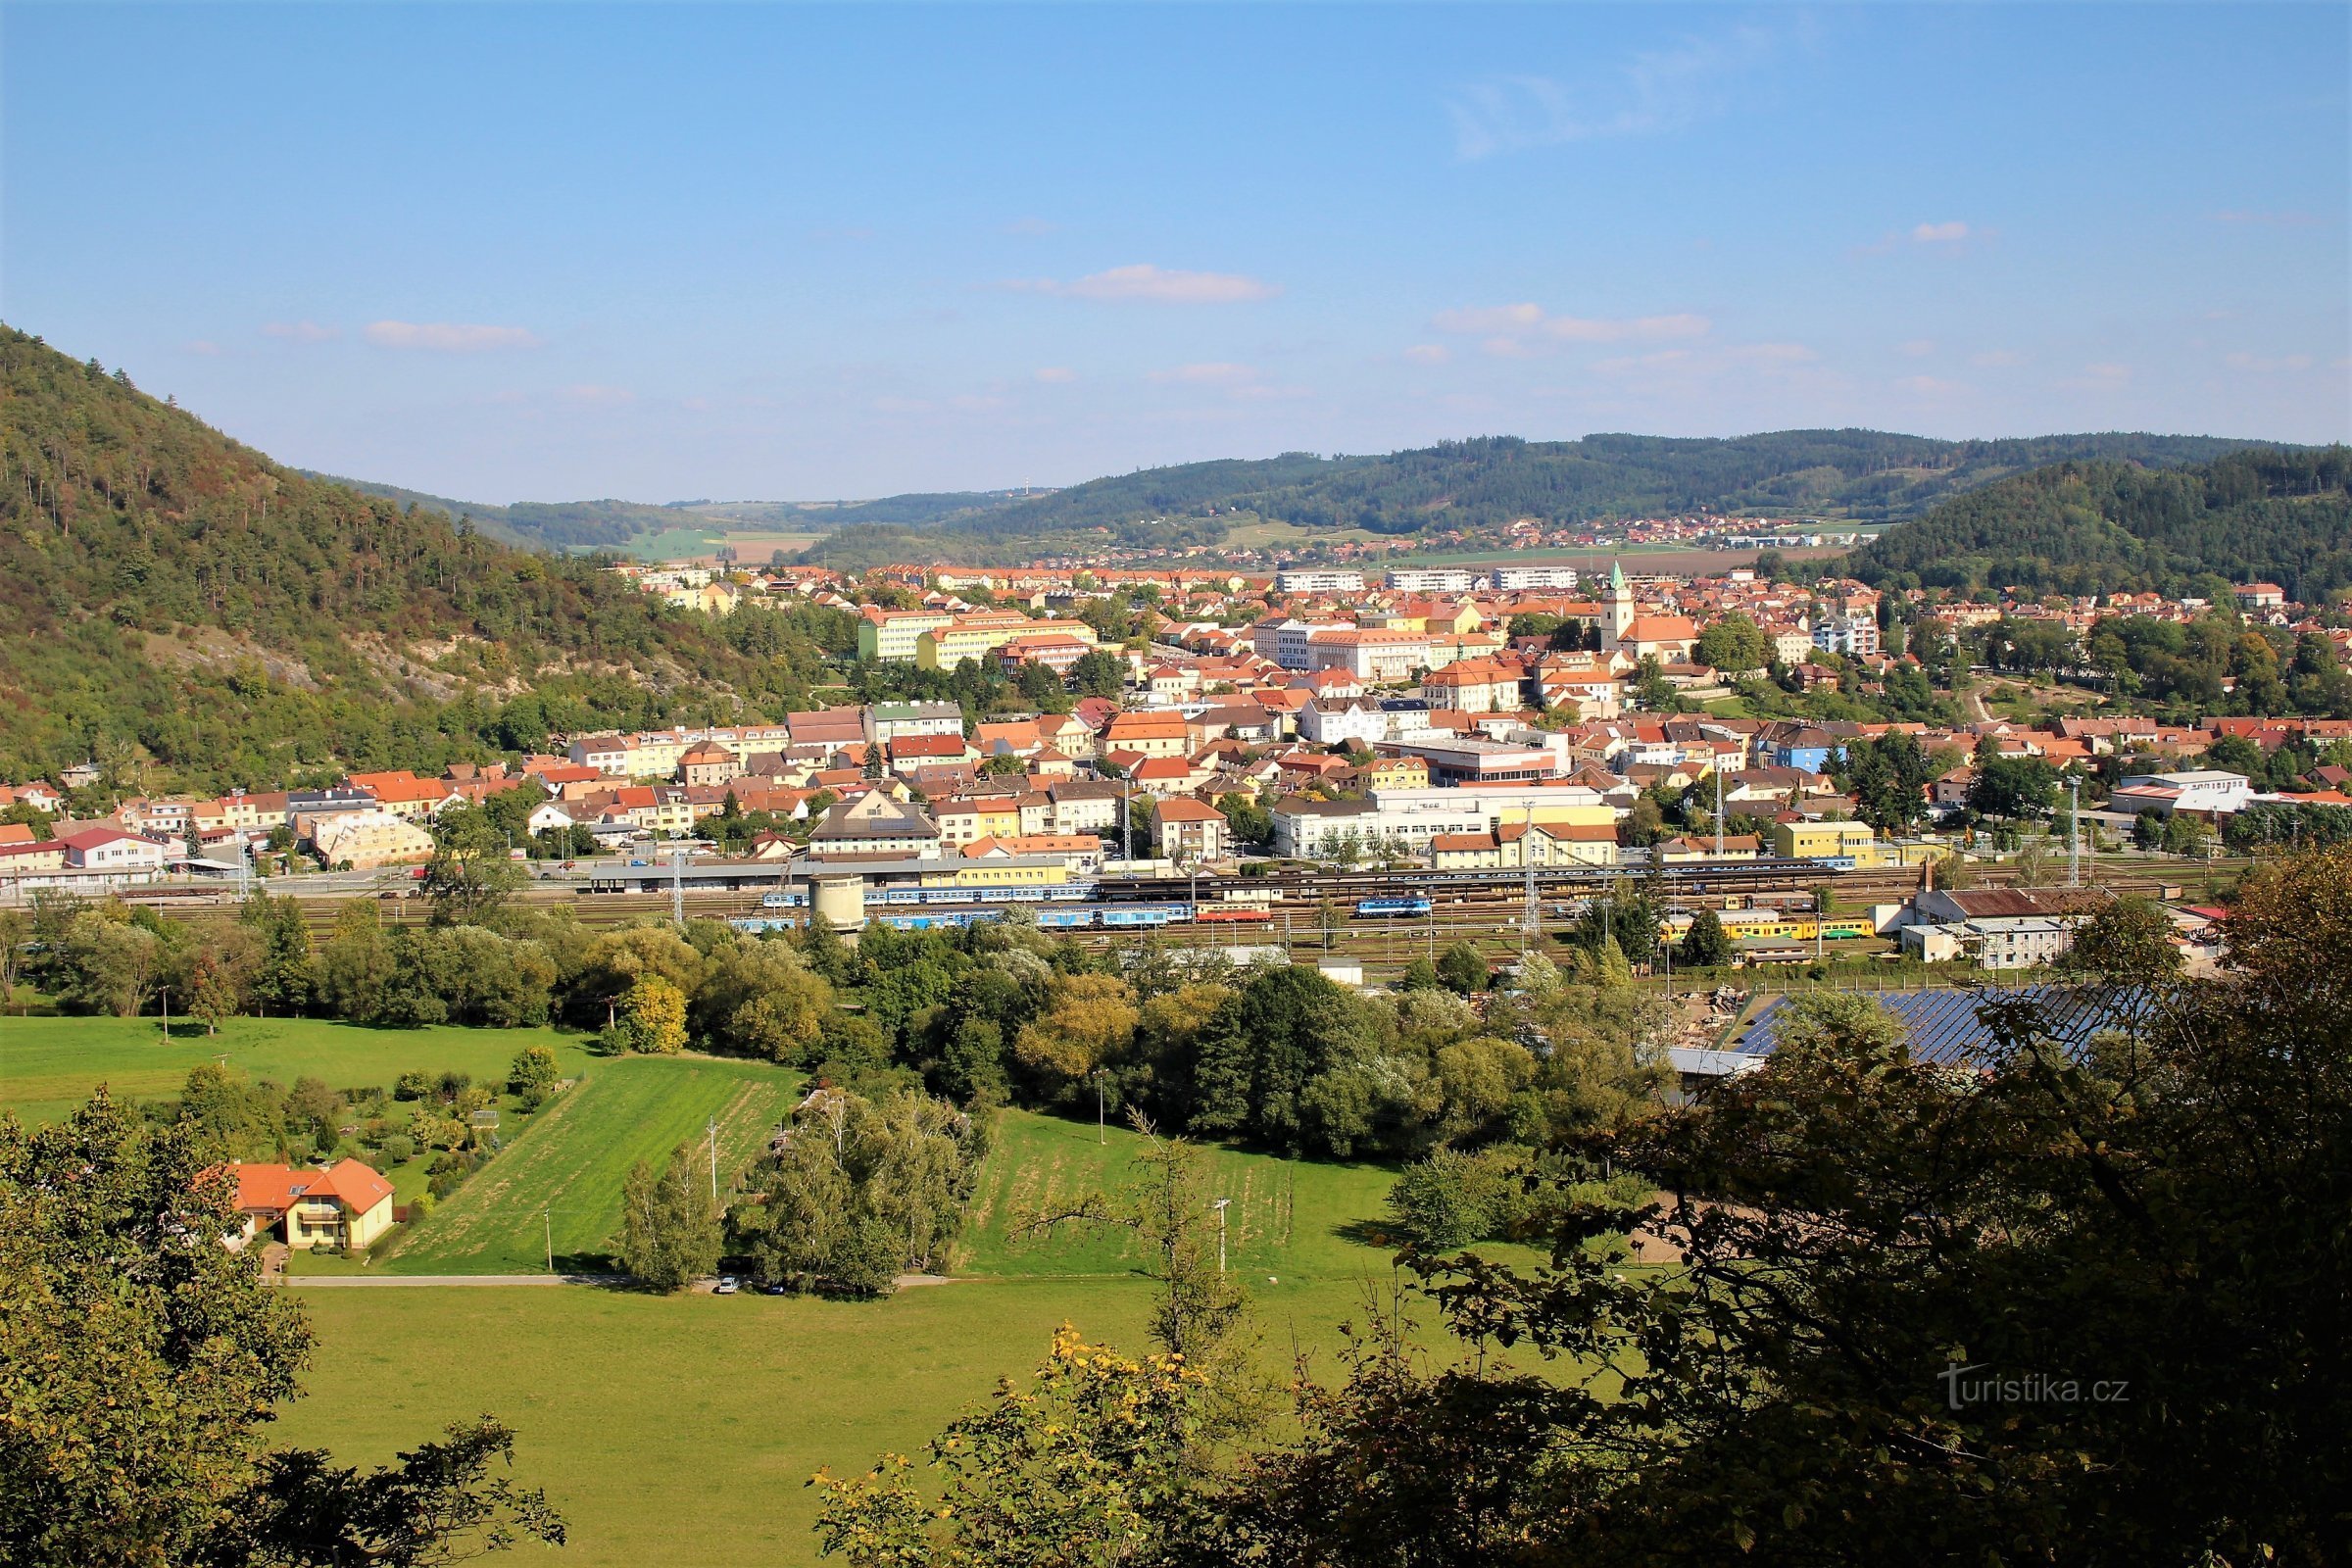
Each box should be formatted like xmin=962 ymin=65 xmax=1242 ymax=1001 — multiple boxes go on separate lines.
xmin=1608 ymin=559 xmax=1635 ymax=645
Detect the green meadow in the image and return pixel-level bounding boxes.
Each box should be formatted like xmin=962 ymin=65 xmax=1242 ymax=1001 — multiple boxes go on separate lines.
xmin=283 ymin=1105 xmax=1419 ymax=1566
xmin=17 ymin=1015 xmax=1432 ymax=1565
xmin=382 ymin=1055 xmax=805 ymax=1273
xmin=0 ymin=1014 xmax=597 ymax=1128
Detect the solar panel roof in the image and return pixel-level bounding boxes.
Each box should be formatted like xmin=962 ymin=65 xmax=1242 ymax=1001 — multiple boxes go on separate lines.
xmin=1737 ymin=987 xmax=2149 ymax=1068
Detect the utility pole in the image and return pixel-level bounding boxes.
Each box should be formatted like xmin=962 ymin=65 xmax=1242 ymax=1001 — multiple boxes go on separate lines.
xmin=1519 ymin=806 xmax=1540 ymax=956
xmin=1095 ymin=1070 xmax=1106 ymax=1145
xmin=1714 ymin=762 xmax=1725 ymax=858
xmin=544 ymin=1208 xmax=554 ymax=1274
xmin=1211 ymin=1198 xmax=1231 ymax=1273
xmin=671 ymin=848 xmax=686 ymax=928
xmin=2069 ymin=776 xmax=2082 ymax=888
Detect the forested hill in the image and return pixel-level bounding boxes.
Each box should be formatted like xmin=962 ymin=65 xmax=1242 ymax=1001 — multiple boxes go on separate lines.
xmin=319 ymin=475 xmax=1036 ymax=553
xmin=1846 ymin=448 xmax=2352 ymax=602
xmin=793 ymin=429 xmax=2278 ymax=567
xmin=305 ymin=476 xmax=701 ymax=553
xmin=0 ymin=327 xmax=838 ymax=790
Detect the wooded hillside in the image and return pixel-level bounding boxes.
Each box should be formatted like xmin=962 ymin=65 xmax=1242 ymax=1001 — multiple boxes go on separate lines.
xmin=795 ymin=429 xmax=2280 ymax=567
xmin=1847 ymin=447 xmax=2352 ymax=601
xmin=0 ymin=327 xmax=835 ymax=790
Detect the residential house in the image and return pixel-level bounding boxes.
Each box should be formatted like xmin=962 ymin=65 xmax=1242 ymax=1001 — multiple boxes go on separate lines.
xmin=219 ymin=1158 xmax=397 ymax=1251
xmin=1152 ymin=796 xmax=1228 ymax=862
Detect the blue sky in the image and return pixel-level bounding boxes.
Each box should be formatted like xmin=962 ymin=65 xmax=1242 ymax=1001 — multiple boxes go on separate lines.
xmin=4 ymin=3 xmax=2345 ymax=502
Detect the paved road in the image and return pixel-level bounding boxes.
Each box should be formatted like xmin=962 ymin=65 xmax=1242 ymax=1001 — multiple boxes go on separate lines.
xmin=283 ymin=1273 xmax=613 ymax=1288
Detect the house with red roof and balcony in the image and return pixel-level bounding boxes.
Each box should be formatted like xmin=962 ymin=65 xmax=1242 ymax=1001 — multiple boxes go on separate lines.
xmin=214 ymin=1158 xmax=397 ymax=1252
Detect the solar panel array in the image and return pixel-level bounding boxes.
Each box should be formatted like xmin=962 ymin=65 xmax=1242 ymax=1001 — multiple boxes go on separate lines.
xmin=1738 ymin=987 xmax=2148 ymax=1068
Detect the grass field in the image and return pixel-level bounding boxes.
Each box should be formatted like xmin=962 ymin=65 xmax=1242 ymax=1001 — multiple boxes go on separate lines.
xmin=382 ymin=1055 xmax=804 ymax=1273
xmin=278 ymin=1271 xmax=1413 ymax=1567
xmin=0 ymin=1015 xmax=598 ymax=1128
xmin=282 ymin=1107 xmax=1420 ymax=1565
xmin=962 ymin=1107 xmax=1399 ymax=1279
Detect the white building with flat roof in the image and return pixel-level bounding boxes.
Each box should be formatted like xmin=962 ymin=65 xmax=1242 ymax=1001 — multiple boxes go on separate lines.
xmin=1385 ymin=566 xmax=1477 ymax=593
xmin=1275 ymin=568 xmax=1366 ymax=596
xmin=1493 ymin=564 xmax=1580 ymax=591
xmin=2110 ymin=770 xmax=2252 ymax=818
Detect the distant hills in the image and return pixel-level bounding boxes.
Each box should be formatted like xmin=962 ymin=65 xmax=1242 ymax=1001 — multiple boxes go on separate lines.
xmin=1847 ymin=447 xmax=2352 ymax=603
xmin=0 ymin=328 xmax=831 ymax=788
xmin=318 ymin=475 xmax=1038 ymax=555
xmin=786 ymin=430 xmax=2287 ymax=569
xmin=331 ymin=428 xmax=2288 ymax=565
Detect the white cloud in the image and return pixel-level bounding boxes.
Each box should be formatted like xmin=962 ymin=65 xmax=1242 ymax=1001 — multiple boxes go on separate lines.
xmin=1033 ymin=366 xmax=1077 ymax=383
xmin=1897 ymin=338 xmax=1936 ymax=358
xmin=1432 ymin=303 xmax=1711 ymax=347
xmin=1970 ymin=349 xmax=2029 ymax=368
xmin=2224 ymin=352 xmax=2316 ymax=372
xmin=1403 ymin=343 xmax=1450 ymax=365
xmin=1149 ymin=362 xmax=1260 ymax=386
xmin=363 ymin=320 xmax=543 ymax=352
xmin=1006 ymin=264 xmax=1279 ymax=304
xmin=1727 ymin=342 xmax=1817 ymax=364
xmin=261 ymin=320 xmax=337 ymax=343
xmin=1446 ymin=23 xmax=1779 ymax=160
xmin=949 ymin=393 xmax=1006 ymax=412
xmin=870 ymin=396 xmax=932 ymax=414
xmin=558 ymin=383 xmax=634 ymax=407
xmin=1911 ymin=220 xmax=1971 ymax=244
xmin=1895 ymin=374 xmax=1967 ymax=397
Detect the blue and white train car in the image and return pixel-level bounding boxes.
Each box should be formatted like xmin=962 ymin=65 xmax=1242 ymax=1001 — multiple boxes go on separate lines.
xmin=1354 ymin=896 xmax=1435 ymax=917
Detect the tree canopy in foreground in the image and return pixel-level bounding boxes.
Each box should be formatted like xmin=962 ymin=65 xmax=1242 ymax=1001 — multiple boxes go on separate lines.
xmin=0 ymin=1093 xmax=564 ymax=1568
xmin=816 ymin=846 xmax=2351 ymax=1568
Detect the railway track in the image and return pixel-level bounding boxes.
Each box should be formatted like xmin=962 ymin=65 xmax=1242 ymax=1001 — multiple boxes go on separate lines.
xmin=105 ymin=857 xmax=2217 ymax=947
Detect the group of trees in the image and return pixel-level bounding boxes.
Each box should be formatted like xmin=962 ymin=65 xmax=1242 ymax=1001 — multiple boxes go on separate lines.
xmin=682 ymin=911 xmax=1677 ymax=1167
xmin=729 ymin=1087 xmax=986 ymax=1294
xmin=812 ymin=847 xmax=2352 ymax=1567
xmin=11 ymin=891 xmax=313 ymax=1029
xmin=611 ymin=1083 xmax=985 ymax=1297
xmin=2 ymin=1094 xmax=566 ymax=1567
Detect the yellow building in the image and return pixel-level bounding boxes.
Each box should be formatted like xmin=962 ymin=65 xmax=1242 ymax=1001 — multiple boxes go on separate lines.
xmin=933 ymin=797 xmax=1023 ymax=848
xmin=309 ymin=809 xmax=435 ymax=869
xmin=916 ymin=613 xmax=1098 ymax=670
xmin=1769 ymin=819 xmax=1881 ymax=865
xmin=912 ymin=859 xmax=1072 ymax=890
xmin=223 ymin=1158 xmax=397 ymax=1251
xmin=858 ymin=609 xmax=957 ymax=662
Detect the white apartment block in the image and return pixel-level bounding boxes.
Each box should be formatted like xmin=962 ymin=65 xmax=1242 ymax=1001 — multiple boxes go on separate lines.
xmin=1269 ymin=618 xmax=1352 ymax=669
xmin=1385 ymin=566 xmax=1477 ymax=593
xmin=1275 ymin=568 xmax=1367 ymax=595
xmin=1493 ymin=565 xmax=1581 ymax=591
xmin=1812 ymin=614 xmax=1881 ymax=657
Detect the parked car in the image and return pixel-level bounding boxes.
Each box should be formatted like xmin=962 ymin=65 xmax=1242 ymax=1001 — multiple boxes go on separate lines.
xmin=712 ymin=1275 xmax=740 ymax=1295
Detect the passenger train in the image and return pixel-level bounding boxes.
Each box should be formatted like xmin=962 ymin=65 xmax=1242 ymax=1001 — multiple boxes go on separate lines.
xmin=733 ymin=902 xmax=1274 ymax=935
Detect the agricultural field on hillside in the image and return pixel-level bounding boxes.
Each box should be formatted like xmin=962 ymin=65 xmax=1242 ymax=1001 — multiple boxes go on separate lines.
xmin=962 ymin=1107 xmax=1400 ymax=1279
xmin=0 ymin=1015 xmax=596 ymax=1128
xmin=382 ymin=1055 xmax=802 ymax=1273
